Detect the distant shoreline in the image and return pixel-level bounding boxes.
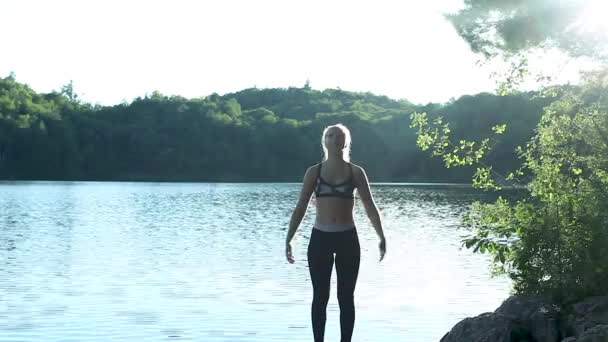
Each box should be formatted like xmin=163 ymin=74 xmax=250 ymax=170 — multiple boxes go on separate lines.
xmin=0 ymin=179 xmax=527 ymax=190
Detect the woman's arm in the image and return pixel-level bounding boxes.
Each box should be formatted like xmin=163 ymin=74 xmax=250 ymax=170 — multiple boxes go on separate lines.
xmin=353 ymin=165 xmax=386 ymax=260
xmin=285 ymin=165 xmax=316 ymax=262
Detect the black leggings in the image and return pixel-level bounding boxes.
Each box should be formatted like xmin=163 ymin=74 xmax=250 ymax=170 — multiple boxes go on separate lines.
xmin=307 ymin=228 xmax=361 ymax=342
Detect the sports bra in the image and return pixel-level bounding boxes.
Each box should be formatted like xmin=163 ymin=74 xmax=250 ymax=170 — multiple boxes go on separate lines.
xmin=314 ymin=162 xmax=356 ymax=199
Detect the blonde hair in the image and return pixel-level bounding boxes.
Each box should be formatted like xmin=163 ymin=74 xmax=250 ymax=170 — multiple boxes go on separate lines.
xmin=321 ymin=123 xmax=352 ymax=162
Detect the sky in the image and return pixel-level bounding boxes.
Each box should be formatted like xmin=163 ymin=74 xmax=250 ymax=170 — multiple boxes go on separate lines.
xmin=0 ymin=0 xmax=592 ymax=106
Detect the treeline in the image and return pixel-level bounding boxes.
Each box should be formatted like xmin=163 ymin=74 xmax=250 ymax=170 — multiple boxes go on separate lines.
xmin=0 ymin=75 xmax=550 ymax=182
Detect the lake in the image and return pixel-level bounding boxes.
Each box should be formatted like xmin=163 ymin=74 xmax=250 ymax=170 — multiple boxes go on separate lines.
xmin=0 ymin=181 xmax=512 ymax=341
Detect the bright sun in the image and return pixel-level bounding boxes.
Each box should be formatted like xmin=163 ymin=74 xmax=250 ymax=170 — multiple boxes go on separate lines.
xmin=577 ymin=0 xmax=608 ymax=34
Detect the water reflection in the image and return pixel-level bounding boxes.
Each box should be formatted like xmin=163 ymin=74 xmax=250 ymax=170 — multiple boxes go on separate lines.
xmin=0 ymin=181 xmax=513 ymax=342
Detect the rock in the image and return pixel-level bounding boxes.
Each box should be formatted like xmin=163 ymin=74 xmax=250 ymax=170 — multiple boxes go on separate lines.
xmin=576 ymin=324 xmax=608 ymax=342
xmin=495 ymin=295 xmax=556 ymax=320
xmin=570 ymin=296 xmax=608 ymax=337
xmin=494 ymin=295 xmax=561 ymax=342
xmin=440 ymin=312 xmax=530 ymax=342
xmin=441 ymin=295 xmax=608 ymax=342
xmin=530 ymin=309 xmax=561 ymax=342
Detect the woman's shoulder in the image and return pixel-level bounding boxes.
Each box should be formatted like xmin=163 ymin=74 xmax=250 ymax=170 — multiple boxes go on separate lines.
xmin=349 ymin=162 xmax=365 ymax=174
xmin=348 ymin=162 xmax=369 ymax=186
xmin=309 ymin=162 xmax=322 ymax=171
xmin=304 ymin=163 xmax=321 ymax=177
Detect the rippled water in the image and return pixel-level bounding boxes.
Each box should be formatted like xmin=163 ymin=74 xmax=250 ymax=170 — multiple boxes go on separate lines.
xmin=0 ymin=181 xmax=512 ymax=341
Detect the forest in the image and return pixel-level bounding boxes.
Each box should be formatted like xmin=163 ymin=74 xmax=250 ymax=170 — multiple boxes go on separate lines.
xmin=0 ymin=74 xmax=549 ymax=182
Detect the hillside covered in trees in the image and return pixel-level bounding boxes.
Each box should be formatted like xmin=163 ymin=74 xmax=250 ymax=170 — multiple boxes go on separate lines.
xmin=0 ymin=74 xmax=549 ymax=182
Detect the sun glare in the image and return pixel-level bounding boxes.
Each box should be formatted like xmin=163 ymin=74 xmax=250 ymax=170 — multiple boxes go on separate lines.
xmin=577 ymin=0 xmax=608 ymax=34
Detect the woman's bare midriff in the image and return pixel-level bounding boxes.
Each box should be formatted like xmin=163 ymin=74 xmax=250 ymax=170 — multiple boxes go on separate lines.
xmin=314 ymin=197 xmax=355 ymax=225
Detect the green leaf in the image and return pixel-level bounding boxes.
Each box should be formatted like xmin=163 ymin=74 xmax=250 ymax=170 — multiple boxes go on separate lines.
xmin=492 ymin=124 xmax=507 ymax=134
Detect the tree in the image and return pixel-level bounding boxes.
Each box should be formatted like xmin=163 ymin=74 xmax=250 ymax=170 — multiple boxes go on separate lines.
xmin=304 ymin=79 xmax=311 ymax=90
xmin=412 ymin=0 xmax=608 ymax=303
xmin=447 ymin=0 xmax=608 ymax=60
xmin=61 ymin=80 xmax=78 ymax=102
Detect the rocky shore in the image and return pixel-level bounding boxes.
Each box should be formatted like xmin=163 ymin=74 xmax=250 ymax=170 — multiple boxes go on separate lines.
xmin=441 ymin=295 xmax=608 ymax=342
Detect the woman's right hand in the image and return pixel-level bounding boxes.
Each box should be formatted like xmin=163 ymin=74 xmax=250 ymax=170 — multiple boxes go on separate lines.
xmin=286 ymin=243 xmax=295 ymax=264
xmin=379 ymin=238 xmax=386 ymax=262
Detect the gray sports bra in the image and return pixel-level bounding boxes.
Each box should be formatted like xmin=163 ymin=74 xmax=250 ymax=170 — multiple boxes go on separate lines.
xmin=314 ymin=162 xmax=356 ymax=199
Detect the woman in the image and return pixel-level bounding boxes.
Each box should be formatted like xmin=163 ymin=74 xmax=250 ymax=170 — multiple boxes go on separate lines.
xmin=285 ymin=123 xmax=387 ymax=342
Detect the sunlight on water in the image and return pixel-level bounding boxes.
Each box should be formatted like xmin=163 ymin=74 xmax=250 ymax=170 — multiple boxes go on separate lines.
xmin=0 ymin=182 xmax=512 ymax=341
